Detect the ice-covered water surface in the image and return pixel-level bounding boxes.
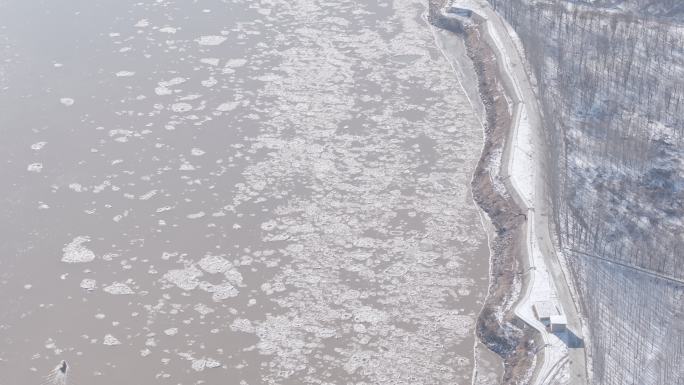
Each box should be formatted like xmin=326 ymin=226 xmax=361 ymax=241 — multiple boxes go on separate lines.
xmin=0 ymin=0 xmax=488 ymax=384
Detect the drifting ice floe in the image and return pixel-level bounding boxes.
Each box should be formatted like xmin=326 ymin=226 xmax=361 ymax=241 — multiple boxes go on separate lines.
xmin=191 ymin=357 xmax=221 ymax=371
xmin=103 ymin=334 xmax=121 ymax=345
xmin=103 ymin=282 xmax=134 ymax=295
xmin=61 ymin=236 xmax=96 ymax=263
xmin=171 ymin=103 xmax=192 ymax=113
xmin=79 ymin=278 xmax=97 ymax=291
xmin=163 ymin=266 xmax=202 ymax=290
xmin=224 ymin=58 xmax=247 ymax=67
xmin=216 ymin=102 xmax=239 ymax=112
xmin=27 ymin=163 xmax=43 ymax=173
xmin=195 ymin=35 xmax=227 ymax=46
xmin=30 ymin=141 xmax=47 ymax=150
xmin=200 ymin=58 xmax=220 ymax=66
xmin=198 ymin=255 xmax=231 ymax=274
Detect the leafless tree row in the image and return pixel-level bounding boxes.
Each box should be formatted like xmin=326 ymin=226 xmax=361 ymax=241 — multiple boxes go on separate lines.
xmin=485 ymin=0 xmax=684 ymax=383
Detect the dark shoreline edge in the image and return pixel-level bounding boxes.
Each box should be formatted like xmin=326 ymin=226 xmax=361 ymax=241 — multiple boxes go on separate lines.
xmin=428 ymin=3 xmax=540 ymax=384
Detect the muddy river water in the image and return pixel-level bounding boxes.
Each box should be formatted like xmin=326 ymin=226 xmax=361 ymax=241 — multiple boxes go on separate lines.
xmin=0 ymin=0 xmax=490 ymax=384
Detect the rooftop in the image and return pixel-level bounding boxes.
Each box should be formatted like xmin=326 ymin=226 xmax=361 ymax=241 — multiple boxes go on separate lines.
xmin=533 ymin=301 xmax=560 ymax=319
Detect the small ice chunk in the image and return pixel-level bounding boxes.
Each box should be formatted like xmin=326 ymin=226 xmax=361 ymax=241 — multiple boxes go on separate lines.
xmin=103 ymin=282 xmax=134 ymax=295
xmin=353 ymin=306 xmax=387 ymax=324
xmin=205 ymin=359 xmax=221 ymax=369
xmin=60 ymin=98 xmax=74 ymax=106
xmin=27 ymin=163 xmax=43 ymax=173
xmin=225 ymin=58 xmax=247 ymax=67
xmin=200 ymin=58 xmax=220 ymax=66
xmin=162 ymin=77 xmax=186 ymax=86
xmin=155 ymin=86 xmax=172 ymax=96
xmin=115 ymin=71 xmax=135 ymax=77
xmin=182 ymin=163 xmax=200 ymax=173
xmin=61 ymin=236 xmax=96 ymax=263
xmin=191 ymin=148 xmax=205 ymax=156
xmin=155 ymin=77 xmax=186 ymax=95
xmin=103 ymin=334 xmax=121 ymax=346
xmin=163 ymin=266 xmax=202 ymax=290
xmin=30 ymin=141 xmax=47 ymax=150
xmin=139 ymin=190 xmax=157 ymax=200
xmin=198 ymin=255 xmax=231 ymax=274
xmin=194 ymin=303 xmax=214 ymax=316
xmin=201 ymin=282 xmax=238 ymax=301
xmin=191 ymin=358 xmax=220 ymax=371
xmin=230 ymin=318 xmax=254 ymax=333
xmin=164 ymin=328 xmax=178 ymax=336
xmin=80 ymin=278 xmax=97 ymax=291
xmin=201 ymin=77 xmax=217 ymax=88
xmin=171 ymin=103 xmax=192 ymax=113
xmin=216 ymin=102 xmax=239 ymax=112
xmin=159 ymin=26 xmax=177 ymax=34
xmin=195 ymin=35 xmax=227 ymax=46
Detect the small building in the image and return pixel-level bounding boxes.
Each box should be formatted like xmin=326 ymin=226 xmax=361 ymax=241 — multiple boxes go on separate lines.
xmin=446 ymin=6 xmax=473 ymax=17
xmin=550 ymin=314 xmax=567 ymax=333
xmin=533 ymin=301 xmax=559 ymax=326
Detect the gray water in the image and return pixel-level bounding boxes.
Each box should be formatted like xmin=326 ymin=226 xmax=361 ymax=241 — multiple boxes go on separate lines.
xmin=0 ymin=0 xmax=489 ymax=384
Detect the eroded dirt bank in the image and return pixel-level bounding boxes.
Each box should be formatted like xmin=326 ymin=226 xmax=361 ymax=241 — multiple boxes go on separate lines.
xmin=429 ymin=2 xmax=540 ymax=384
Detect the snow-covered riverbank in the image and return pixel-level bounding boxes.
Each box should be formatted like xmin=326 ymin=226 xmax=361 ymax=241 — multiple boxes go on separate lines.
xmin=430 ymin=1 xmax=589 ymax=383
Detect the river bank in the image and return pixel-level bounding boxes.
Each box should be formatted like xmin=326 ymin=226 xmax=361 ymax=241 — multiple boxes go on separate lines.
xmin=429 ymin=2 xmax=540 ymax=384
xmin=430 ymin=0 xmax=593 ymax=383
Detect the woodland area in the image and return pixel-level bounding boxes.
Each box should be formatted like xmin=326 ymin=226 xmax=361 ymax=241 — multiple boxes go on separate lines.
xmin=485 ymin=0 xmax=684 ymax=384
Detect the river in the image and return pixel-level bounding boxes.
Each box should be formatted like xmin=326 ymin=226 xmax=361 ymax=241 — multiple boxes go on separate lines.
xmin=0 ymin=0 xmax=490 ymax=383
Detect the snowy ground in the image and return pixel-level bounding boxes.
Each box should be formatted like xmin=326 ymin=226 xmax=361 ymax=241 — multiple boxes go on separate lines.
xmin=493 ymin=24 xmax=570 ymax=385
